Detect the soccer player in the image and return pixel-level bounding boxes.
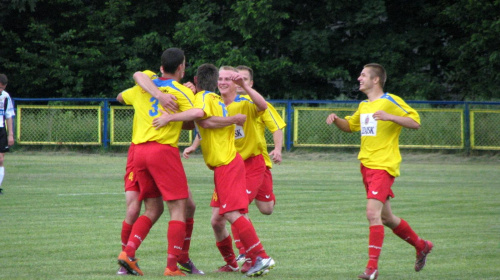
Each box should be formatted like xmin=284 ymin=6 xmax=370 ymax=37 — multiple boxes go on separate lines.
xmin=116 ymin=70 xmax=158 ymax=276
xmin=227 ymin=65 xmax=287 ymax=271
xmin=116 ymin=48 xmax=193 ymax=277
xmin=152 ymin=63 xmax=276 ymax=277
xmin=326 ymin=63 xmax=433 ymax=280
xmin=181 ymin=65 xmax=278 ymax=273
xmin=0 ymin=74 xmax=15 ymax=195
xmin=133 ymin=72 xmax=204 ymax=276
xmin=182 ymin=66 xmax=285 ymax=271
xmin=234 ymin=65 xmax=285 ymax=210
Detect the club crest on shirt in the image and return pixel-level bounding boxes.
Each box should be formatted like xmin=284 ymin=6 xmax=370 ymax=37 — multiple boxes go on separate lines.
xmin=360 ymin=113 xmax=377 ymax=136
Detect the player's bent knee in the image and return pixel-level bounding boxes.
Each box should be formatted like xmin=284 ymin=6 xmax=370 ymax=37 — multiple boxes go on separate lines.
xmin=260 ymin=209 xmax=273 ymax=215
xmin=258 ymin=206 xmax=273 ymax=215
xmin=256 ymin=201 xmax=274 ymax=215
xmin=211 ymin=216 xmax=226 ymax=230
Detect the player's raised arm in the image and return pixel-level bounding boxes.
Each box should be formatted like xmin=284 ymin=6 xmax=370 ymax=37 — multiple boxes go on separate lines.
xmin=232 ymin=73 xmax=267 ymax=112
xmin=133 ymin=71 xmax=179 ymax=113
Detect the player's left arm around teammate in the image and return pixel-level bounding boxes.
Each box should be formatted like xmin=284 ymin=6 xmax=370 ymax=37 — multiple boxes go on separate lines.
xmin=196 ymin=114 xmax=247 ymax=129
xmin=152 ymin=108 xmax=205 ymax=129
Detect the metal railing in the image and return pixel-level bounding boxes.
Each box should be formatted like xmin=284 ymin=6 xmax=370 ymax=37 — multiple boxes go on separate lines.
xmin=12 ymin=98 xmax=500 ymax=151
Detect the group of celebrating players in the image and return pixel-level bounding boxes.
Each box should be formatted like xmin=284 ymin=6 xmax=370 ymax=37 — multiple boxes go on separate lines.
xmin=114 ymin=48 xmax=433 ymax=280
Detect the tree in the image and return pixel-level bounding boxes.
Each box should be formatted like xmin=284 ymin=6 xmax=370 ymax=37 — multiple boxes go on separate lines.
xmin=1 ymin=0 xmax=499 ymax=101
xmin=1 ymin=0 xmax=179 ymax=98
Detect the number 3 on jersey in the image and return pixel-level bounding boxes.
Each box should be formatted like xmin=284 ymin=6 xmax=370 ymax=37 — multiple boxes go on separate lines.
xmin=149 ymin=97 xmax=159 ymax=117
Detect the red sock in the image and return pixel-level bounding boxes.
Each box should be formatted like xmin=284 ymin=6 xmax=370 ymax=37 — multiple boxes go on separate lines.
xmin=125 ymin=215 xmax=153 ymax=258
xmin=216 ymin=235 xmax=237 ymax=266
xmin=121 ymin=221 xmax=133 ymax=251
xmin=167 ymin=220 xmax=186 ymax=271
xmin=178 ymin=218 xmax=194 ymax=263
xmin=392 ymin=219 xmax=425 ymax=251
xmin=231 ymin=223 xmax=245 ymax=255
xmin=232 ymin=216 xmax=268 ymax=261
xmin=367 ymin=225 xmax=384 ymax=269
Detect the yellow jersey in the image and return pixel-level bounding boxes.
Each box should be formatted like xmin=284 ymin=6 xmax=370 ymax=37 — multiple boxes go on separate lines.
xmin=122 ymin=78 xmax=195 ymax=147
xmin=194 ymin=91 xmax=237 ymax=169
xmin=346 ymin=93 xmax=420 ymax=177
xmin=227 ymin=95 xmax=265 ymax=160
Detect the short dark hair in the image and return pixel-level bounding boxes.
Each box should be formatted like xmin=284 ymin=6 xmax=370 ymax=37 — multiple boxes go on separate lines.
xmin=236 ymin=65 xmax=254 ymax=80
xmin=364 ymin=63 xmax=387 ymax=88
xmin=161 ymin=48 xmax=185 ymax=74
xmin=196 ymin=64 xmax=218 ymax=92
xmin=0 ymin=74 xmax=8 ymax=85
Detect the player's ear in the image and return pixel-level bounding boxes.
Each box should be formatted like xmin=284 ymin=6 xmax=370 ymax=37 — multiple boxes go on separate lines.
xmin=194 ymin=76 xmax=199 ymax=91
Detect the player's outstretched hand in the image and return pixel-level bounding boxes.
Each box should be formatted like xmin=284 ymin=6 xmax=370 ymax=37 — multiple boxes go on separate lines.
xmin=326 ymin=113 xmax=339 ymax=125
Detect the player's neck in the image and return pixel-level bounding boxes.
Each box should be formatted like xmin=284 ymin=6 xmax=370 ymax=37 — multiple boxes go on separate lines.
xmin=221 ymin=91 xmax=236 ymax=105
xmin=161 ymin=73 xmax=180 ymax=82
xmin=365 ymin=88 xmax=384 ymax=102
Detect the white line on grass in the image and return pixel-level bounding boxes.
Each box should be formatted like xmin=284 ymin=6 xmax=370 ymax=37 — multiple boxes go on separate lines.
xmin=57 ymin=192 xmax=123 ymax=196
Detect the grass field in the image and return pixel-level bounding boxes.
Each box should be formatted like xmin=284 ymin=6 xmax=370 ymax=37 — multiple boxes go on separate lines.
xmin=1 ymin=151 xmax=499 ymax=279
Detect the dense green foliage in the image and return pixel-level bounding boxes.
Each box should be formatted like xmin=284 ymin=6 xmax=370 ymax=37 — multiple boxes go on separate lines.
xmin=1 ymin=0 xmax=499 ymax=100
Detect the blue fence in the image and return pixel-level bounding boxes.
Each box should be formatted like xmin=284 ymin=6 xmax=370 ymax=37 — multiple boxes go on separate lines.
xmin=12 ymin=98 xmax=500 ymax=151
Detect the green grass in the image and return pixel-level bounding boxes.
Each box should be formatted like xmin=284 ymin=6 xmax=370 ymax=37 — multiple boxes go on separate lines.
xmin=1 ymin=151 xmax=499 ymax=279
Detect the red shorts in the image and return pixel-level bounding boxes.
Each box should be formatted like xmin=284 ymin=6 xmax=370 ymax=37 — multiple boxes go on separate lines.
xmin=244 ymin=154 xmax=266 ymax=203
xmin=210 ymin=153 xmax=249 ymax=215
xmin=124 ymin=143 xmax=140 ymax=192
xmin=255 ymin=168 xmax=275 ymax=203
xmin=361 ymin=164 xmax=395 ymax=203
xmin=134 ymin=142 xmax=189 ymax=201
